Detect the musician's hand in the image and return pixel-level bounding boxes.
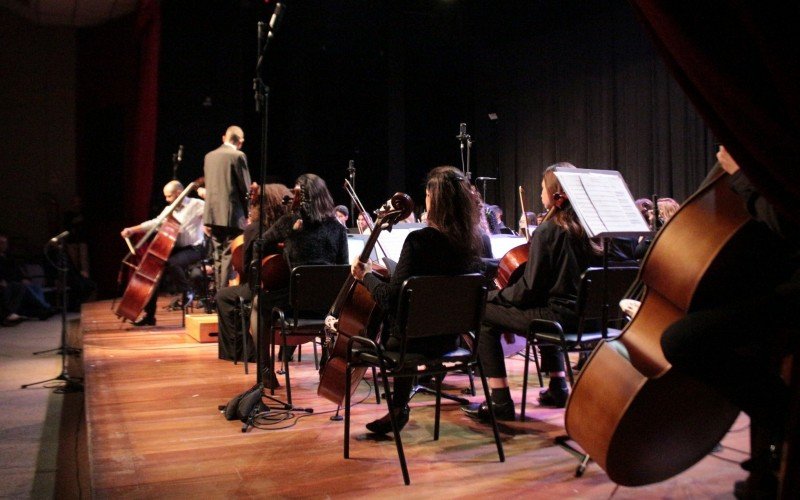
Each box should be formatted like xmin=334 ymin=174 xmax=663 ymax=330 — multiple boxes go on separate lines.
xmin=717 ymin=145 xmax=741 ymax=175
xmin=196 ymin=187 xmax=207 ymax=199
xmin=292 ymin=218 xmax=303 ymax=231
xmin=351 ymin=259 xmax=372 ymax=281
xmin=121 ymin=228 xmax=133 ymax=238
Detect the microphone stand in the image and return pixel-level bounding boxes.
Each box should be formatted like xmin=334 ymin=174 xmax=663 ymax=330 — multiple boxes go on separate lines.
xmin=22 ymin=238 xmax=83 ymax=393
xmin=456 ymin=122 xmax=473 ymax=182
xmin=246 ymin=3 xmax=298 ymax=425
xmin=172 ymin=145 xmax=183 ymax=181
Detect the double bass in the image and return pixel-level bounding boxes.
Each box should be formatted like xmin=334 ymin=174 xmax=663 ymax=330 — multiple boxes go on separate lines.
xmin=116 ymin=178 xmax=204 ymax=322
xmin=564 ymin=167 xmax=785 ymax=485
xmin=318 ymin=193 xmax=413 ymax=405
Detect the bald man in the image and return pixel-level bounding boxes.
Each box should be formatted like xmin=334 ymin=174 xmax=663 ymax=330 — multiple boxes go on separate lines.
xmin=121 ymin=180 xmax=206 ymax=326
xmin=203 ymin=125 xmax=252 ymax=292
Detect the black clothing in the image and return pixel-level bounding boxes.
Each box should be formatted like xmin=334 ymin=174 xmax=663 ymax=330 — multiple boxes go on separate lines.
xmin=479 ymin=206 xmax=597 ymax=378
xmin=217 ymin=221 xmax=275 ymax=362
xmin=253 ymin=214 xmax=349 ymax=355
xmin=361 ymin=226 xmax=482 ymax=407
xmin=262 ymin=214 xmax=349 ymax=270
xmin=142 ymin=244 xmax=203 ymax=319
xmin=661 ymin=170 xmax=799 ymax=474
xmin=203 ymin=144 xmax=251 ymax=290
xmin=363 ymin=227 xmax=480 ymax=314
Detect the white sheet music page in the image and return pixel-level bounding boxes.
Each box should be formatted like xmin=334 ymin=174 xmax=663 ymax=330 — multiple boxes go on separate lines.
xmin=554 ymin=168 xmax=650 ymax=238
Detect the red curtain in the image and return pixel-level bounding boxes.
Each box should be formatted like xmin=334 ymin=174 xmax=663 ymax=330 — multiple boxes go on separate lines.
xmin=628 ymin=1 xmax=800 ymax=225
xmin=124 ymin=0 xmax=161 ymax=223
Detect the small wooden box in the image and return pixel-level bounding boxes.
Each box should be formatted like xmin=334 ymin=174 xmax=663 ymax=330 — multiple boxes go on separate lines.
xmin=185 ymin=314 xmax=219 ymax=343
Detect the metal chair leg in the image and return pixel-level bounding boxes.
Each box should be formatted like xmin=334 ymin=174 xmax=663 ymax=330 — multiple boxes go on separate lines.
xmin=477 ymin=359 xmax=505 ymax=463
xmin=521 ymin=339 xmax=531 ymax=422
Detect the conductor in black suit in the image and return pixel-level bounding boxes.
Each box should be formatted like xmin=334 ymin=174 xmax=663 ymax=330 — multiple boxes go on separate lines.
xmin=203 ymin=125 xmax=252 ymax=291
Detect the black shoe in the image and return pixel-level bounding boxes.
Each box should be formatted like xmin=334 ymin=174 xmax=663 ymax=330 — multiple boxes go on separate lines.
xmin=537 ymin=388 xmax=568 ymax=408
xmin=132 ymin=316 xmax=156 ymax=327
xmin=461 ymin=400 xmax=516 ymax=422
xmin=366 ymin=405 xmax=410 ymax=434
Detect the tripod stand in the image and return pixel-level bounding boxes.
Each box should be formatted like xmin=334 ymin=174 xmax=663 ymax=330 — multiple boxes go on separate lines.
xmin=22 ymin=238 xmax=83 ymax=393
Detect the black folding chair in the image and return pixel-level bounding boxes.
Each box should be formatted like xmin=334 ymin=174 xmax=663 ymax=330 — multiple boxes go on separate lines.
xmin=343 ymin=274 xmax=505 ymax=485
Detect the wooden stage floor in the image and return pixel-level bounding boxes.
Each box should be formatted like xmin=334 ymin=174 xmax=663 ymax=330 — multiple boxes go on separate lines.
xmin=80 ymin=298 xmax=750 ymax=498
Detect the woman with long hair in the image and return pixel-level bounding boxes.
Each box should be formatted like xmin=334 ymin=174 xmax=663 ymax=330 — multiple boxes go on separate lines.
xmin=254 ymin=173 xmax=349 ymax=367
xmin=351 ymin=165 xmax=484 ymax=434
xmin=217 ymin=183 xmax=291 ymax=362
xmin=464 ymin=162 xmax=601 ymax=422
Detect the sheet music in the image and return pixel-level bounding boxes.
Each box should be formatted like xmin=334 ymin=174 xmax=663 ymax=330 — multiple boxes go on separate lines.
xmin=375 ymin=224 xmax=424 ymax=262
xmin=554 ymin=169 xmax=651 ymax=238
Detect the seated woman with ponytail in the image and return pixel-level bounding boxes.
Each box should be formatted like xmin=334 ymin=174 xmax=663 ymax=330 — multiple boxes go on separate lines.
xmin=464 ymin=162 xmax=602 ymax=422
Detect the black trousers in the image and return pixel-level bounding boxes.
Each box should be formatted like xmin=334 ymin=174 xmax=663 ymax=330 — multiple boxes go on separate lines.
xmin=478 ymin=301 xmax=566 ymax=379
xmin=209 ymin=226 xmax=241 ymax=293
xmin=143 ymin=245 xmax=203 ymax=318
xmin=661 ymin=285 xmax=798 ymax=442
xmin=216 ymin=283 xmax=253 ymax=362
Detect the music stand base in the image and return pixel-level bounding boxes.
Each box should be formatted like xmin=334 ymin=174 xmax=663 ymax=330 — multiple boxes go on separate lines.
xmin=409 ymin=384 xmax=470 ymax=406
xmin=21 ymin=371 xmax=84 ymax=392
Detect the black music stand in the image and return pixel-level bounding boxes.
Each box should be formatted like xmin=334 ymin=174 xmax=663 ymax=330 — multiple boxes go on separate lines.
xmin=22 ymin=239 xmax=83 ymax=393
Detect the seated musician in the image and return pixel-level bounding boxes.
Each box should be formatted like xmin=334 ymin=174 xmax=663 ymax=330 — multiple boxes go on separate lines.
xmin=634 ymin=197 xmax=680 ymax=259
xmin=350 ymin=165 xmax=485 ymax=435
xmin=661 ymin=146 xmax=799 ymax=499
xmin=253 ymin=173 xmax=349 ymax=370
xmin=120 ymin=181 xmax=205 ymax=326
xmin=216 ymin=183 xmax=291 ymax=362
xmin=334 ymin=205 xmax=349 ymax=227
xmin=464 ymin=163 xmax=602 ymax=422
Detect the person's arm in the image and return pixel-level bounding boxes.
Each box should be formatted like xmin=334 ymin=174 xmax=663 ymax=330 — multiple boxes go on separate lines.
xmin=233 ymin=154 xmax=250 ymax=214
xmin=363 ymin=239 xmax=414 ymax=312
xmin=491 ymin=224 xmax=555 ymax=307
xmin=259 ymin=213 xmax=297 ymax=251
xmin=120 ymin=207 xmax=167 ymax=238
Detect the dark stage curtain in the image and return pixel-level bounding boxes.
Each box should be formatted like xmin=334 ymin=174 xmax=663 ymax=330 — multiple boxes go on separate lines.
xmin=472 ymin=2 xmax=716 ymax=223
xmin=628 ymin=1 xmax=800 ymax=225
xmin=126 ymin=0 xmax=161 ymax=223
xmin=76 ymin=0 xmax=161 ymax=296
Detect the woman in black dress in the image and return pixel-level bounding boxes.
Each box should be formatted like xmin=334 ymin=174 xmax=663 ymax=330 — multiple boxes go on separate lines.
xmin=351 ymin=165 xmax=485 ymax=434
xmin=464 ymin=162 xmax=601 ymax=422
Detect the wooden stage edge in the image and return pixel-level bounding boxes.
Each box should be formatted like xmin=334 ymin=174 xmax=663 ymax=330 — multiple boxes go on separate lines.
xmin=80 ymin=297 xmax=751 ymax=498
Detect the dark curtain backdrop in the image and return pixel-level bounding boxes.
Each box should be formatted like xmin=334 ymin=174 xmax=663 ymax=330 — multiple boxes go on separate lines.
xmin=629 ymin=1 xmax=800 ymax=226
xmin=79 ymin=0 xmax=741 ymax=296
xmin=76 ymin=0 xmax=160 ymax=297
xmin=468 ymin=1 xmax=715 ymax=223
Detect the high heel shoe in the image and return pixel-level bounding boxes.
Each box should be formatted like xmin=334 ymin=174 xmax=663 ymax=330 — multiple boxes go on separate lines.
xmin=365 ymin=405 xmax=410 ymax=434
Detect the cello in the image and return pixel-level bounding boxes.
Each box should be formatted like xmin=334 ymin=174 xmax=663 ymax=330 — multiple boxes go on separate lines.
xmin=116 ymin=178 xmax=204 ymax=322
xmin=564 ymin=166 xmax=785 ymax=486
xmin=318 ymin=193 xmax=413 ymax=405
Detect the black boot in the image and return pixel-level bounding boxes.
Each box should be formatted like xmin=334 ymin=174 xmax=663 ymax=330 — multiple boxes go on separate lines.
xmin=366 ymin=405 xmax=411 ymax=434
xmin=462 ymin=387 xmax=516 ymax=422
xmin=538 ymin=376 xmax=569 ymax=408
